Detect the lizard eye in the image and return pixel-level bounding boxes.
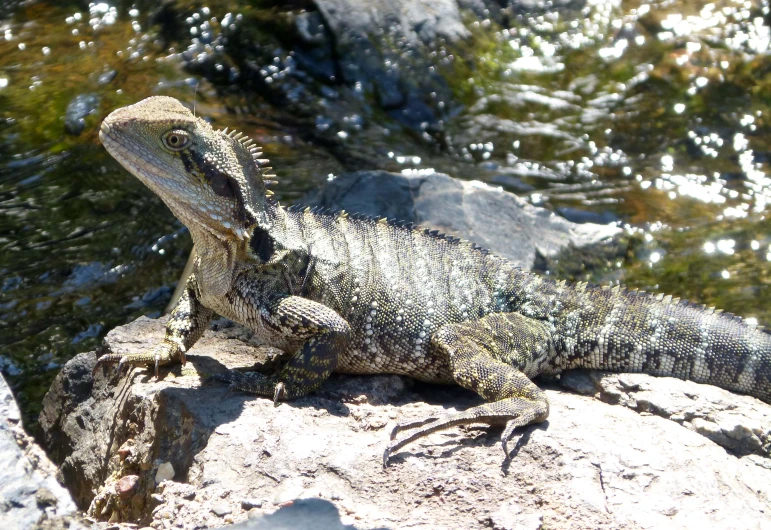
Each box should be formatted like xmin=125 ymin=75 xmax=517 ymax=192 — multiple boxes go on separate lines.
xmin=162 ymin=130 xmax=190 ymax=151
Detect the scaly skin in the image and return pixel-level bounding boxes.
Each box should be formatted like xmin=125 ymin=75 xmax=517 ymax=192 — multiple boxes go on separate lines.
xmin=95 ymin=96 xmax=771 ymax=466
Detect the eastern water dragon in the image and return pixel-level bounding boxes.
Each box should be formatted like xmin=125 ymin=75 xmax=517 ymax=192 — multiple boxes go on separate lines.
xmin=95 ymin=96 xmax=771 ymax=465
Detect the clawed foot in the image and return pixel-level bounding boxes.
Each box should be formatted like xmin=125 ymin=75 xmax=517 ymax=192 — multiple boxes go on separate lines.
xmin=382 ymin=413 xmax=528 ymax=467
xmin=93 ymin=342 xmax=183 ymax=378
xmin=383 ymin=414 xmax=446 ymax=467
xmin=211 ymin=369 xmax=281 ymax=402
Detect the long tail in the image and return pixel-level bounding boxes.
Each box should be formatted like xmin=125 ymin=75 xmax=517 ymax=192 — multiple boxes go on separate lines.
xmin=557 ymin=285 xmax=771 ymax=403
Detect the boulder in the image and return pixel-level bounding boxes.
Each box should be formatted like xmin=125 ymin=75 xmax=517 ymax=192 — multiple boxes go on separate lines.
xmin=313 ymin=0 xmax=470 ymax=46
xmin=301 ymin=170 xmax=621 ymax=270
xmin=40 ymin=318 xmax=771 ymax=528
xmin=1 ymin=373 xmax=80 ymax=529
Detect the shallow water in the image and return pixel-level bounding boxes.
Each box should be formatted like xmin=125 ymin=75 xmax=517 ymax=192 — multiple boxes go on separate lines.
xmin=0 ymin=0 xmax=769 ymax=428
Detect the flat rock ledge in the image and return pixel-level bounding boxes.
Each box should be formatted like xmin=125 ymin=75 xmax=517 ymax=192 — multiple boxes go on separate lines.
xmin=39 ymin=317 xmax=771 ymax=529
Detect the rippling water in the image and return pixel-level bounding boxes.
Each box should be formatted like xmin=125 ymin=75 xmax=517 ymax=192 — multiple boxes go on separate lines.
xmin=0 ymin=0 xmax=769 ymax=427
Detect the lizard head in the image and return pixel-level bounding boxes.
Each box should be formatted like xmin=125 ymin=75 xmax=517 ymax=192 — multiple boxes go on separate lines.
xmin=99 ymin=96 xmax=273 ymax=241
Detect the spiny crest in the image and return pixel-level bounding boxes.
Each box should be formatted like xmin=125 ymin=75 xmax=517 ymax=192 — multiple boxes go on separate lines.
xmin=220 ymin=126 xmax=278 ymax=196
xmin=286 ymin=205 xmax=493 ymax=256
xmin=598 ymin=284 xmax=769 ymax=334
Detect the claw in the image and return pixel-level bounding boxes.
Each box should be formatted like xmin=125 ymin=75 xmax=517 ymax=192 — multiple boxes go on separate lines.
xmin=389 ymin=424 xmax=400 ymax=441
xmin=92 ymin=359 xmax=104 ymax=376
xmin=273 ymin=382 xmax=285 ymax=405
xmin=500 ymin=420 xmax=519 ymax=460
xmin=178 ymin=343 xmax=187 ymax=366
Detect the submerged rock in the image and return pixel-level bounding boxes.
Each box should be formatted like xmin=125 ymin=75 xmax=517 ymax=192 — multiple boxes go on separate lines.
xmin=64 ymin=93 xmax=100 ymax=136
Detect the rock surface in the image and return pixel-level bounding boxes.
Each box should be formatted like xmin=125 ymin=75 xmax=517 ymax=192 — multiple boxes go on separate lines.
xmin=40 ymin=318 xmax=771 ymax=529
xmin=302 ymin=171 xmax=621 ymax=270
xmin=314 ymin=0 xmax=469 ymax=45
xmin=310 ymin=0 xmax=467 ymax=128
xmin=1 ymin=373 xmax=80 ymax=529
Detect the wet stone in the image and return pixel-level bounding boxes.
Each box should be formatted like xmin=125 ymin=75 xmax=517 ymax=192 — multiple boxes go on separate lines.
xmin=97 ymin=69 xmax=117 ymax=85
xmin=557 ymin=207 xmax=620 ymax=225
xmin=490 ymin=173 xmax=536 ymax=193
xmin=64 ymin=93 xmax=100 ymax=135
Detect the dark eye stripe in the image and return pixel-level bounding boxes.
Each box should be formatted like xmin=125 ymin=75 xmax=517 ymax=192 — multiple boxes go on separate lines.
xmin=181 ymin=149 xmax=256 ymax=225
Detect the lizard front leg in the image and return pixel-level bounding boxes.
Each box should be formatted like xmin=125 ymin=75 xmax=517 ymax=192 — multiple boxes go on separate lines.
xmin=216 ymin=295 xmax=350 ymax=402
xmin=94 ymin=274 xmax=213 ymax=377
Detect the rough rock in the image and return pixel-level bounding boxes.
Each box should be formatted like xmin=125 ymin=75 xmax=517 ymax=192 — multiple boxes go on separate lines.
xmin=0 ymin=373 xmax=80 ymax=529
xmin=560 ymin=370 xmax=771 ymax=458
xmin=302 ymin=170 xmax=621 ymax=269
xmin=40 ymin=316 xmax=771 ymax=529
xmin=313 ymin=0 xmax=470 ymax=45
xmin=310 ymin=0 xmax=465 ymax=128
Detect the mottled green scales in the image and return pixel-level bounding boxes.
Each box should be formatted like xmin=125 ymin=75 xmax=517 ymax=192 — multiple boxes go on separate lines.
xmin=95 ymin=97 xmax=771 ymax=465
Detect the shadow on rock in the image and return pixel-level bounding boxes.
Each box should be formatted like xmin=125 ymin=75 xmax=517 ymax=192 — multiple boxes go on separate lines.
xmin=233 ymin=497 xmax=389 ymax=530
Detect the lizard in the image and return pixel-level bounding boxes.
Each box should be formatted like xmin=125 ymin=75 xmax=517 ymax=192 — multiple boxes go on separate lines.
xmin=95 ymin=96 xmax=771 ymax=466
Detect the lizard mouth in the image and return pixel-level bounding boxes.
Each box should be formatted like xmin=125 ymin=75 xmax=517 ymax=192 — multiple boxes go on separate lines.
xmin=98 ymin=121 xmax=111 ymax=143
xmin=98 ymin=119 xmax=165 ymax=191
xmin=98 ymin=120 xmax=121 ymax=156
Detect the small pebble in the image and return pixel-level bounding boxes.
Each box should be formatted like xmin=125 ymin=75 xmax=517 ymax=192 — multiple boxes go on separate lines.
xmin=35 ymin=487 xmax=57 ymax=507
xmin=118 ymin=440 xmax=135 ymax=459
xmin=211 ymin=502 xmax=232 ymax=517
xmin=241 ymin=498 xmax=262 ymax=510
xmin=117 ymin=475 xmax=140 ymax=499
xmin=155 ymin=462 xmax=175 ymax=484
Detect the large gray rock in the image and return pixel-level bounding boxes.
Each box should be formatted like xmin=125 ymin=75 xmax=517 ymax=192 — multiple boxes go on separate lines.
xmin=1 ymin=374 xmax=80 ymax=529
xmin=40 ymin=318 xmax=771 ymax=528
xmin=313 ymin=0 xmax=469 ymax=45
xmin=302 ymin=171 xmax=620 ymax=270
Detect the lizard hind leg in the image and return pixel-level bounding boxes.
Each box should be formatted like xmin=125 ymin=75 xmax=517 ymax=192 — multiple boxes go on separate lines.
xmin=384 ymin=312 xmax=552 ymax=466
